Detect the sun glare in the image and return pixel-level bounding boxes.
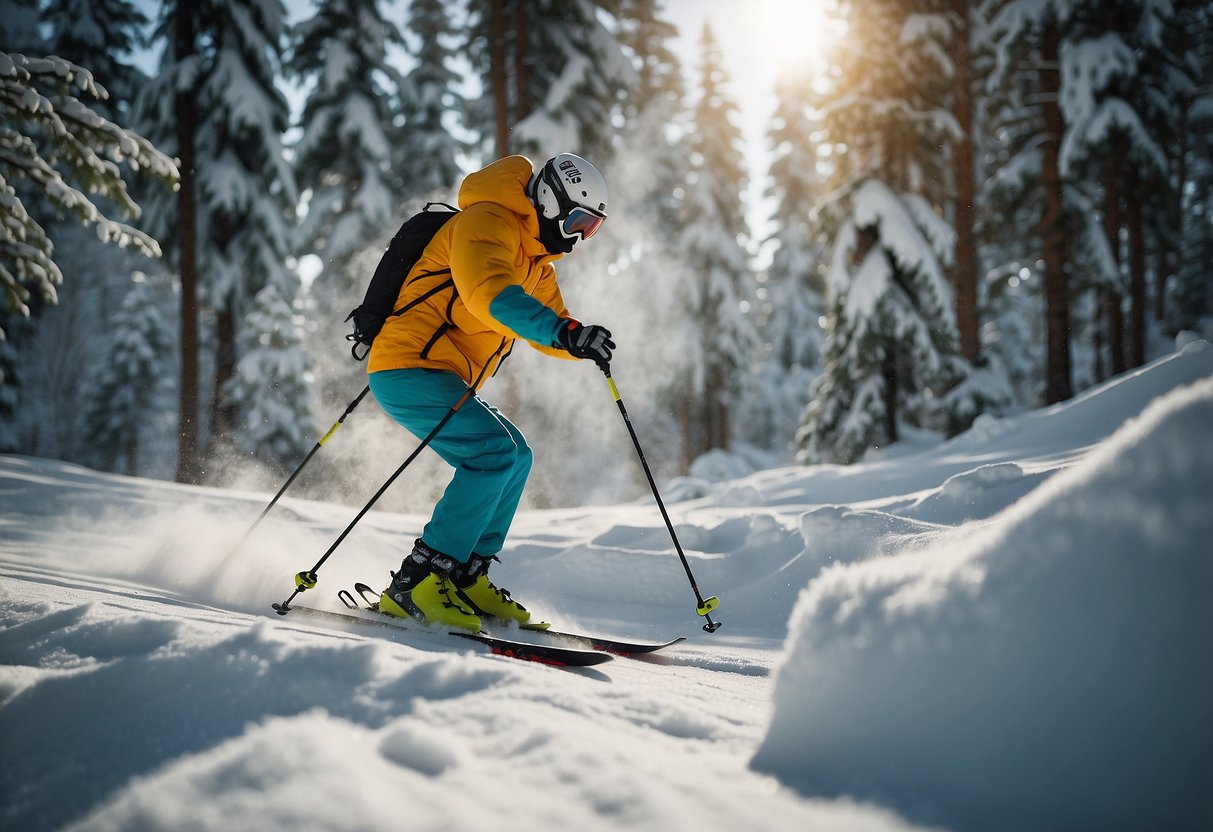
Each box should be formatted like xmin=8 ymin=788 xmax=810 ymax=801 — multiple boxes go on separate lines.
xmin=753 ymin=0 xmax=842 ymax=74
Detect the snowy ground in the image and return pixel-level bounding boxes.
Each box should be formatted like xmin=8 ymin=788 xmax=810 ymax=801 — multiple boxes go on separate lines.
xmin=2 ymin=341 xmax=1211 ymax=831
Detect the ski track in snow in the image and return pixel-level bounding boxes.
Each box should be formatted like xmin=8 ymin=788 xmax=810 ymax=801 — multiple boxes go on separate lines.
xmin=1 ymin=341 xmax=1210 ymax=831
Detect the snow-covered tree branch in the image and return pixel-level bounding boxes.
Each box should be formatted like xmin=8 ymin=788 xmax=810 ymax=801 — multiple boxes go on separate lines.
xmin=0 ymin=51 xmax=178 ymax=338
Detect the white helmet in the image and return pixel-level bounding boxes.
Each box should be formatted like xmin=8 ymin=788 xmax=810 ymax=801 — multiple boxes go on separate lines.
xmin=530 ymin=153 xmax=608 ymax=243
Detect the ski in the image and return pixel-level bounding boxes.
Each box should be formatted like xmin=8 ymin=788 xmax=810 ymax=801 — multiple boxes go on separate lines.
xmin=515 ymin=625 xmax=686 ymax=656
xmin=347 ymin=582 xmax=684 ymax=656
xmin=274 ymin=602 xmax=613 ymax=668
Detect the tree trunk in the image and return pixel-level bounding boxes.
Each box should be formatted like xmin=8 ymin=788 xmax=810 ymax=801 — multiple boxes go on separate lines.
xmin=489 ymin=0 xmax=510 ymax=157
xmin=1152 ymin=227 xmax=1168 ymax=331
xmin=716 ymin=398 xmax=730 ymax=453
xmin=208 ymin=304 xmax=238 ymax=462
xmin=1102 ymin=164 xmax=1126 ymax=376
xmin=951 ymin=0 xmax=979 ymax=363
xmin=1127 ymin=170 xmax=1147 ymax=368
xmin=703 ymin=366 xmax=723 ymax=452
xmin=1092 ymin=318 xmax=1105 ymax=382
xmin=512 ymin=0 xmax=530 ymax=121
xmin=1038 ymin=20 xmax=1072 ymax=404
xmin=1161 ymin=103 xmax=1189 ymax=325
xmin=882 ymin=344 xmax=899 ymax=444
xmin=174 ymin=4 xmax=200 ymax=484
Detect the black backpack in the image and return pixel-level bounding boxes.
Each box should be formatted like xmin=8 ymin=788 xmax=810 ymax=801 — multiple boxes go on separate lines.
xmin=345 ymin=202 xmax=459 ymax=360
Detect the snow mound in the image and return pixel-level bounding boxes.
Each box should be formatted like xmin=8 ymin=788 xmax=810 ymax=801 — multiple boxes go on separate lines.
xmin=907 ymin=462 xmax=1049 ymax=523
xmin=688 ymin=448 xmax=755 ymax=482
xmin=752 ymin=377 xmax=1213 ymax=832
xmin=939 ymin=460 xmax=1024 ymax=498
xmin=798 ymin=506 xmax=941 ymax=565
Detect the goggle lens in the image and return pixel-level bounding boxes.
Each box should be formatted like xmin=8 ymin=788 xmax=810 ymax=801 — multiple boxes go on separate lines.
xmin=561 ymin=206 xmax=606 ymax=241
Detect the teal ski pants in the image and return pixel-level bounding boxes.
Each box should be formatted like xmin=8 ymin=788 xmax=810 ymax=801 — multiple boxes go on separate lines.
xmin=368 ymin=368 xmax=532 ymax=563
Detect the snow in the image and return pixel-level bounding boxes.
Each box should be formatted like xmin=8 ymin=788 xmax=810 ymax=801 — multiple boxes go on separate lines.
xmin=2 ymin=343 xmax=1211 ymax=831
xmin=755 ymin=352 xmax=1213 ymax=831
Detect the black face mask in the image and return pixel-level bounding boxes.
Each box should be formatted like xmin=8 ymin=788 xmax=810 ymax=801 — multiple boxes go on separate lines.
xmin=537 ymin=210 xmax=576 ymax=255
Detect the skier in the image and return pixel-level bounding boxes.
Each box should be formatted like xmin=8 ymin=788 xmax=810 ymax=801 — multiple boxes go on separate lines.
xmin=368 ymin=153 xmax=614 ymax=631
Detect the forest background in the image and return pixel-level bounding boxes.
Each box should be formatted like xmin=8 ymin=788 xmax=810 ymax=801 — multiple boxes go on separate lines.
xmin=2 ymin=0 xmax=1211 ymax=513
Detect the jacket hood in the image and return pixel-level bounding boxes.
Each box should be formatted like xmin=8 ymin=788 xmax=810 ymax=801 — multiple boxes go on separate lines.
xmin=458 ymin=155 xmax=542 ymax=240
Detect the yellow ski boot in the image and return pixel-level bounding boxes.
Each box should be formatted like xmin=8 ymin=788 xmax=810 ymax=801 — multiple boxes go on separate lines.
xmin=452 ymin=555 xmax=533 ymax=626
xmin=379 ymin=540 xmax=481 ymax=632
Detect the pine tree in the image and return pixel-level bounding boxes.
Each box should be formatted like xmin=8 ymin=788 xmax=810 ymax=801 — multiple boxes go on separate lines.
xmin=1131 ymin=2 xmax=1206 ymax=347
xmin=743 ymin=68 xmax=825 ymax=452
xmin=1056 ymin=1 xmax=1182 ymax=377
xmin=140 ymin=0 xmax=299 ymax=472
xmin=1170 ymin=3 xmax=1213 ymax=334
xmin=987 ymin=0 xmax=1083 ymax=403
xmin=984 ymin=0 xmax=1200 ymax=398
xmin=0 ymin=0 xmax=44 ymax=54
xmin=21 ymin=0 xmax=164 ymax=463
xmin=42 ymin=0 xmax=149 ymax=119
xmin=200 ymin=0 xmax=297 ymax=455
xmin=594 ymin=0 xmax=692 ymax=471
xmin=137 ymin=0 xmax=202 ymax=481
xmin=397 ymin=0 xmax=464 ymax=196
xmin=292 ymin=0 xmax=407 ymax=297
xmin=615 ymin=0 xmax=689 ymax=237
xmin=799 ymin=182 xmax=959 ymax=464
xmin=951 ymin=0 xmax=982 ymax=365
xmin=8 ymin=224 xmax=147 ymax=461
xmin=980 ymin=1 xmax=1052 ymax=404
xmin=466 ymin=0 xmax=634 ymax=160
xmin=0 ymin=314 xmax=19 ymax=451
xmin=464 ymin=0 xmax=509 ymax=156
xmin=82 ymin=275 xmax=175 ymax=473
xmin=796 ymin=0 xmax=962 ymax=464
xmin=514 ymin=1 xmax=634 ymax=158
xmin=223 ymin=282 xmax=315 ymax=473
xmin=677 ymin=24 xmax=758 ymax=464
xmin=1 ymin=51 xmax=177 ymax=342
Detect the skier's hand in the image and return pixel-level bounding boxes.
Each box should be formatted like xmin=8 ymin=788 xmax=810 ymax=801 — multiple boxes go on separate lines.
xmin=557 ymin=321 xmax=614 ymax=372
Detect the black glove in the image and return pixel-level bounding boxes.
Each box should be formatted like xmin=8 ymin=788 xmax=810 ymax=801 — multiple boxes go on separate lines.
xmin=557 ymin=321 xmax=615 ymax=372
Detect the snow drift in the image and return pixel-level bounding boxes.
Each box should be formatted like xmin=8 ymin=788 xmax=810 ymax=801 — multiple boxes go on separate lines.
xmin=2 ymin=341 xmax=1211 ymax=831
xmin=753 ymin=373 xmax=1213 ymax=831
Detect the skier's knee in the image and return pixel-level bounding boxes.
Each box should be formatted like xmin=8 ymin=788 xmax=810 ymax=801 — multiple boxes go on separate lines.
xmin=472 ymin=434 xmax=524 ymax=474
xmin=513 ymin=440 xmax=533 ymax=477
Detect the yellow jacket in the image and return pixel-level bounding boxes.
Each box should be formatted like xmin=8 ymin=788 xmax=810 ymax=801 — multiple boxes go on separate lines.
xmin=367 ymin=156 xmax=575 ymax=387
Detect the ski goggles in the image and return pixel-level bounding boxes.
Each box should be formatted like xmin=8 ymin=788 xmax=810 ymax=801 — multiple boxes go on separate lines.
xmin=560 ymin=205 xmax=606 ymax=241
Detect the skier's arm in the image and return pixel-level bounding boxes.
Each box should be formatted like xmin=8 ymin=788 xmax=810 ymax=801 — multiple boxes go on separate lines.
xmin=521 ymin=264 xmax=613 ymax=366
xmin=450 ymin=204 xmax=567 ymax=348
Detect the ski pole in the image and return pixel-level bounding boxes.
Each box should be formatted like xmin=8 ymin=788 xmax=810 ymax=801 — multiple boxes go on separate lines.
xmin=273 ymin=386 xmax=474 ymax=615
xmin=233 ymin=385 xmax=371 ymax=553
xmin=604 ymin=368 xmax=721 ymax=633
